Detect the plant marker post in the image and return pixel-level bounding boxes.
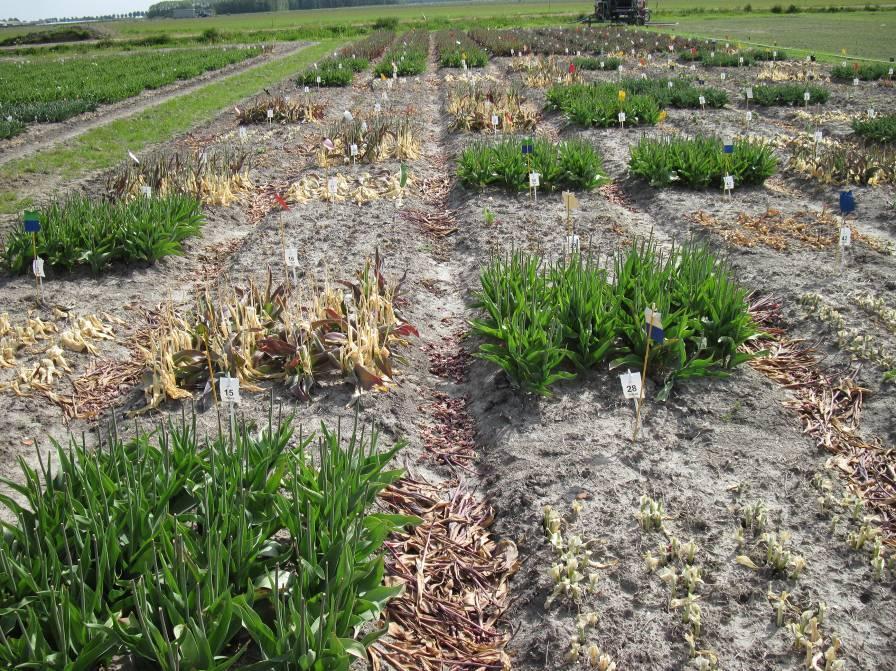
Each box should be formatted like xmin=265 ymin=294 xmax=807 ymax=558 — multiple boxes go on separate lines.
xmin=219 ymin=375 xmax=239 ymax=437
xmin=562 ymin=191 xmax=579 ymax=255
xmin=635 ymin=305 xmax=664 ymax=441
xmin=620 ymin=369 xmax=642 ymax=438
xmin=274 ymin=193 xmax=291 ymax=285
xmin=24 ymin=211 xmax=42 ymax=302
xmin=839 ymin=190 xmax=855 ymax=271
xmin=723 ymin=135 xmax=734 ymax=199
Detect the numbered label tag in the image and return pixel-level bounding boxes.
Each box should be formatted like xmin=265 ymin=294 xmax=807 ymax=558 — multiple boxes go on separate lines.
xmin=618 ymin=111 xmax=626 ymax=123
xmin=723 ymin=175 xmax=735 ymax=191
xmin=867 ymin=108 xmax=876 ymax=118
xmin=839 ymin=226 xmax=852 ymax=247
xmin=267 ymin=108 xmax=274 ymax=119
xmin=746 ymin=111 xmax=753 ymax=122
xmin=804 ymin=91 xmax=811 ymax=102
xmin=698 ymin=95 xmax=706 ymax=106
xmin=303 ymin=86 xmax=310 ymax=93
xmin=316 ymin=76 xmax=321 ymax=84
xmin=529 ymin=172 xmax=540 ymax=188
xmin=565 ymin=234 xmax=580 ymax=254
xmin=219 ymin=376 xmax=240 ymax=404
xmin=667 ymin=80 xmax=674 ymax=89
xmin=32 ymin=257 xmax=45 ymax=278
xmin=491 ymin=114 xmax=499 ymax=127
xmin=238 ymin=126 xmax=248 ymax=140
xmin=327 ymin=176 xmax=338 ymax=194
xmin=284 ymin=247 xmax=299 ymax=267
xmin=814 ymin=130 xmax=823 ymax=142
xmin=853 ymin=77 xmax=859 ymax=86
xmin=619 ymin=371 xmax=642 ymax=400
xmin=140 ymin=185 xmax=152 ymax=198
xmin=350 ymin=143 xmax=359 ymax=157
xmin=720 ymin=72 xmax=726 ymax=80
xmin=745 ymin=86 xmax=753 ymax=99
xmin=773 ymin=50 xmax=778 ymax=59
xmin=697 ymin=336 xmax=708 ymax=351
xmin=374 ymin=102 xmax=382 ymax=113
xmin=599 ymin=60 xmax=605 ymax=68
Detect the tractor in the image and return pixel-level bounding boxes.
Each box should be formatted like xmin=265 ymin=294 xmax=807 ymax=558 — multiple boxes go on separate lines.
xmin=582 ymin=0 xmax=651 ymax=25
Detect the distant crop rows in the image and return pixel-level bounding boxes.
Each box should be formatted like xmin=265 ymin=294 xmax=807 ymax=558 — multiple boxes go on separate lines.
xmin=0 ymin=46 xmax=260 ymax=139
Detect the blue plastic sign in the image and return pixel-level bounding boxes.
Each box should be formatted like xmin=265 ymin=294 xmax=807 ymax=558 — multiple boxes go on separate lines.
xmin=24 ymin=211 xmax=40 ymax=233
xmin=521 ymin=139 xmax=534 ymax=155
xmin=839 ymin=190 xmax=855 ymax=215
xmin=723 ymin=143 xmax=733 ymax=154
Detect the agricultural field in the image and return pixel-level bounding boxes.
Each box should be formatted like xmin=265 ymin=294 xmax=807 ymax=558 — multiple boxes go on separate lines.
xmin=0 ymin=19 xmax=895 ymax=671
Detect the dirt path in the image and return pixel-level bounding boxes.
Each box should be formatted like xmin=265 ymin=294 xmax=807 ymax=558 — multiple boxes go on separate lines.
xmin=0 ymin=41 xmax=308 ymax=167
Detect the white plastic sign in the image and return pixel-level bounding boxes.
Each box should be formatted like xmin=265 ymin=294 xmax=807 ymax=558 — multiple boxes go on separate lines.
xmin=284 ymin=247 xmax=298 ymax=267
xmin=316 ymin=76 xmax=321 ymax=84
xmin=267 ymin=109 xmax=273 ymax=119
xmin=720 ymin=72 xmax=726 ymax=80
xmin=745 ymin=87 xmax=753 ymax=99
xmin=491 ymin=114 xmax=499 ymax=127
xmin=32 ymin=257 xmax=45 ymax=278
xmin=723 ymin=175 xmax=735 ymax=190
xmin=814 ymin=130 xmax=823 ymax=142
xmin=698 ymin=95 xmax=706 ymax=106
xmin=746 ymin=111 xmax=753 ymax=122
xmin=238 ymin=126 xmax=248 ymax=140
xmin=620 ymin=371 xmax=642 ymax=399
xmin=840 ymin=227 xmax=852 ymax=247
xmin=219 ymin=377 xmax=240 ymax=404
xmin=350 ymin=143 xmax=359 ymax=157
xmin=853 ymin=78 xmax=859 ymax=86
xmin=327 ymin=176 xmax=338 ymax=194
xmin=566 ymin=234 xmax=580 ymax=254
xmin=868 ymin=108 xmax=876 ymax=118
xmin=529 ymin=172 xmax=540 ymax=188
xmin=374 ymin=103 xmax=382 ymax=113
xmin=618 ymin=111 xmax=626 ymax=123
xmin=140 ymin=185 xmax=152 ymax=198
xmin=804 ymin=91 xmax=811 ymax=102
xmin=303 ymin=86 xmax=310 ymax=93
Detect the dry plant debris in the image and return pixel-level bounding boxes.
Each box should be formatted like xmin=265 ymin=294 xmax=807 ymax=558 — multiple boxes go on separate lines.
xmin=509 ymin=54 xmax=582 ymax=88
xmin=318 ymin=113 xmax=420 ymax=165
xmin=446 ymin=81 xmax=539 ymax=133
xmin=286 ymin=169 xmax=411 ymax=204
xmin=745 ymin=295 xmax=896 ymax=548
xmin=419 ymin=391 xmax=477 ymax=468
xmin=371 ymin=476 xmax=516 ymax=671
xmin=401 ymin=208 xmax=458 ymax=238
xmin=687 ymin=209 xmax=894 ymax=254
xmin=136 ymin=254 xmax=417 ymax=412
xmin=756 ymin=62 xmax=825 ymax=82
xmin=779 ymin=133 xmax=896 ymax=186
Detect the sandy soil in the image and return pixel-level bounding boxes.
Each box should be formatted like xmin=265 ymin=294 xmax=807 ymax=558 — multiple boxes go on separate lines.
xmin=0 ymin=39 xmax=894 ymax=671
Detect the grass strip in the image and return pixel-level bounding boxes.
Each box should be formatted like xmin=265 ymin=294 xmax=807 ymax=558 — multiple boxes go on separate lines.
xmin=0 ymin=40 xmax=339 ymax=213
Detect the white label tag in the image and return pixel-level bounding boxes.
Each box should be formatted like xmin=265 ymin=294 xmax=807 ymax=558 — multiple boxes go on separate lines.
xmin=238 ymin=126 xmax=248 ymax=140
xmin=219 ymin=376 xmax=240 ymax=404
xmin=600 ymin=61 xmax=604 ymax=68
xmin=724 ymin=175 xmax=735 ymax=190
xmin=140 ymin=185 xmax=152 ymax=198
xmin=32 ymin=257 xmax=45 ymax=278
xmin=327 ymin=177 xmax=338 ymax=194
xmin=804 ymin=91 xmax=811 ymax=101
xmin=667 ymin=80 xmax=673 ymax=89
xmin=868 ymin=108 xmax=876 ymax=118
xmin=267 ymin=109 xmax=273 ymax=119
xmin=566 ymin=234 xmax=580 ymax=254
xmin=316 ymin=76 xmax=321 ymax=84
xmin=746 ymin=87 xmax=753 ymax=99
xmin=698 ymin=95 xmax=706 ymax=106
xmin=350 ymin=143 xmax=358 ymax=157
xmin=698 ymin=336 xmax=708 ymax=350
xmin=529 ymin=172 xmax=540 ymax=188
xmin=746 ymin=111 xmax=753 ymax=122
xmin=303 ymin=86 xmax=310 ymax=93
xmin=721 ymin=72 xmax=726 ymax=80
xmin=618 ymin=111 xmax=626 ymax=123
xmin=773 ymin=50 xmax=778 ymax=58
xmin=491 ymin=114 xmax=499 ymax=127
xmin=374 ymin=103 xmax=382 ymax=113
xmin=853 ymin=77 xmax=859 ymax=86
xmin=284 ymin=247 xmax=298 ymax=267
xmin=814 ymin=130 xmax=823 ymax=142
xmin=840 ymin=227 xmax=852 ymax=247
xmin=620 ymin=371 xmax=642 ymax=399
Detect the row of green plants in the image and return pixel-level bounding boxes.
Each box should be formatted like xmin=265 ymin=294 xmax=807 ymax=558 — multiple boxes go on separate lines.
xmin=0 ymin=409 xmax=416 ymax=670
xmin=546 ymin=84 xmax=660 ymax=128
xmin=545 ymin=79 xmax=728 ymax=128
xmin=373 ymin=29 xmax=429 ymax=78
xmin=629 ymin=136 xmax=778 ymax=189
xmin=472 ymin=239 xmax=758 ymax=397
xmin=852 ymin=114 xmax=896 ymax=144
xmin=0 ymin=47 xmax=259 ymax=136
xmin=678 ymin=47 xmax=784 ymax=67
xmin=435 ymin=30 xmax=489 ymax=68
xmin=457 ymin=137 xmax=605 ymax=191
xmin=831 ymin=61 xmax=893 ymax=81
xmin=571 ymin=56 xmax=623 ymax=71
xmin=2 ymin=195 xmax=204 ymax=274
xmin=749 ymin=83 xmax=829 ymax=106
xmin=297 ymin=30 xmax=395 ymax=87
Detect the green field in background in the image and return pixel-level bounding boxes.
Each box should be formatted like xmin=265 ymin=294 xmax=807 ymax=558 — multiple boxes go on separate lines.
xmin=654 ymin=10 xmax=896 ymax=61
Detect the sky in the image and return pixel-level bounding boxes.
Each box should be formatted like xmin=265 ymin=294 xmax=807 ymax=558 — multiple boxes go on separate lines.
xmin=3 ymin=0 xmax=149 ymax=21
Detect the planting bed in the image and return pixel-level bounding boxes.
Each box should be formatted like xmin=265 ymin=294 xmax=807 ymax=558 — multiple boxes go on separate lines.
xmin=0 ymin=25 xmax=894 ymax=671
